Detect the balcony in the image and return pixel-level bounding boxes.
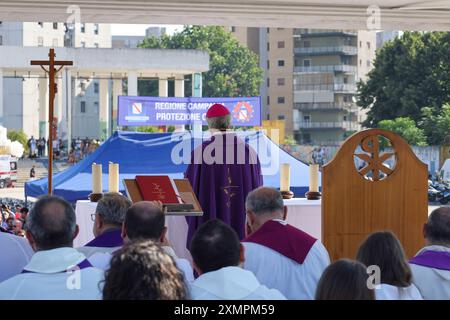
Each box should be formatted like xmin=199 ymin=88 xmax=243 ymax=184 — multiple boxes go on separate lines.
xmin=295 ymin=121 xmax=354 ymax=130
xmin=294 ymin=65 xmax=357 ymax=73
xmin=294 ymin=29 xmax=357 ymax=37
xmin=293 ymin=83 xmax=357 ymax=92
xmin=295 ymin=102 xmax=357 ymax=111
xmin=294 ymin=46 xmax=357 ymax=56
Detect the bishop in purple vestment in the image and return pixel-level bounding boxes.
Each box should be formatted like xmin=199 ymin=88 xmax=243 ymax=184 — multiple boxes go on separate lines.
xmin=185 ymin=104 xmax=263 ymax=245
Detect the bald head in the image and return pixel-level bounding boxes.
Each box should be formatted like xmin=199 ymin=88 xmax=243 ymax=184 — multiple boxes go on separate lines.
xmin=124 ymin=201 xmax=165 ymax=241
xmin=246 ymin=187 xmax=284 ymax=217
xmin=27 ymin=196 xmax=77 ymax=251
xmin=425 ymin=206 xmax=450 ymax=245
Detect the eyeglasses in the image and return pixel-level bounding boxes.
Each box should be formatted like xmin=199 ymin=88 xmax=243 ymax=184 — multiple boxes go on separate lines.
xmin=90 ymin=213 xmax=97 ymax=222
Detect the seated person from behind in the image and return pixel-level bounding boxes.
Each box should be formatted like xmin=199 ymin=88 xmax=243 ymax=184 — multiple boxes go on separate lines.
xmin=0 ymin=196 xmax=103 ymax=300
xmin=242 ymin=187 xmax=330 ymax=299
xmin=189 ymin=219 xmax=286 ymax=300
xmin=102 ymin=240 xmax=188 ymax=300
xmin=90 ymin=201 xmax=194 ymax=282
xmin=356 ymin=231 xmax=422 ymax=300
xmin=77 ymin=193 xmax=131 ymax=258
xmin=410 ymin=206 xmax=450 ymax=300
xmin=315 ymin=259 xmax=375 ymax=300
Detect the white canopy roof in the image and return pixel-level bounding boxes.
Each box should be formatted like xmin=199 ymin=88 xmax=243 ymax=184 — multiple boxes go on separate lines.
xmin=0 ymin=0 xmax=449 ymax=31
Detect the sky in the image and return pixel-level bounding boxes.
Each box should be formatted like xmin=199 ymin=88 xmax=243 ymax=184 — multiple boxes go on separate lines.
xmin=110 ymin=24 xmax=183 ymax=36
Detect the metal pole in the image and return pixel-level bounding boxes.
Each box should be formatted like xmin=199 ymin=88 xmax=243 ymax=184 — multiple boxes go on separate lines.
xmin=48 ymin=49 xmax=55 ymax=195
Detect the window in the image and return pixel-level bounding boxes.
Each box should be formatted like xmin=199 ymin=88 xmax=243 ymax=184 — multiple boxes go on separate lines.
xmin=94 ymin=24 xmax=99 ymax=35
xmin=367 ymin=41 xmax=371 ymax=49
xmin=277 ymin=41 xmax=285 ymax=49
xmin=267 ymin=60 xmax=270 ymax=69
xmin=0 ymin=36 xmax=2 ymax=46
xmin=94 ymin=101 xmax=99 ymax=113
xmin=343 ymin=95 xmax=349 ymax=102
xmin=366 ymin=60 xmax=371 ymax=67
xmin=277 ymin=96 xmax=285 ymax=104
xmin=94 ymin=83 xmax=99 ymax=93
xmin=53 ymin=22 xmax=58 ymax=30
xmin=303 ymin=115 xmax=311 ymax=122
xmin=343 ymin=115 xmax=348 ymax=121
xmin=278 ymin=60 xmax=285 ymax=67
xmin=343 ymin=77 xmax=348 ymax=84
xmin=81 ymin=41 xmax=86 ymax=48
xmin=303 ymin=41 xmax=311 ymax=48
xmin=80 ymin=101 xmax=86 ymax=113
xmin=277 ymin=78 xmax=285 ymax=86
xmin=303 ymin=133 xmax=311 ymax=144
xmin=52 ymin=38 xmax=58 ymax=47
xmin=278 ymin=115 xmax=285 ymax=120
xmin=37 ymin=37 xmax=43 ymax=47
xmin=81 ymin=23 xmax=85 ymax=33
xmin=267 ymin=42 xmax=270 ymax=51
xmin=267 ymin=96 xmax=270 ymax=105
xmin=303 ymin=59 xmax=311 ymax=67
xmin=266 ymin=78 xmax=270 ymax=87
xmin=359 ymin=41 xmax=362 ymax=48
xmin=267 ymin=28 xmax=270 ymax=33
xmin=359 ymin=59 xmax=362 ymax=66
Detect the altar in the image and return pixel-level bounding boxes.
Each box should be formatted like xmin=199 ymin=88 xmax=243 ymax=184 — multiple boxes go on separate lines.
xmin=74 ymin=198 xmax=322 ymax=261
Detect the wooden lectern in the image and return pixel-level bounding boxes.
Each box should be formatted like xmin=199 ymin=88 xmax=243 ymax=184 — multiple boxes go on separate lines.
xmin=322 ymin=129 xmax=428 ymax=261
xmin=123 ymin=177 xmax=203 ymax=216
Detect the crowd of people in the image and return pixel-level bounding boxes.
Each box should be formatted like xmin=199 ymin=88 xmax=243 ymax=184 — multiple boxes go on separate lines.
xmin=68 ymin=137 xmax=99 ymax=164
xmin=0 ymin=189 xmax=448 ymax=300
xmin=0 ymin=203 xmax=29 ymax=237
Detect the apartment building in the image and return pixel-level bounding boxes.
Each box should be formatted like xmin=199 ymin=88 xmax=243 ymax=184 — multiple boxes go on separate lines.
xmin=231 ymin=27 xmax=377 ymax=145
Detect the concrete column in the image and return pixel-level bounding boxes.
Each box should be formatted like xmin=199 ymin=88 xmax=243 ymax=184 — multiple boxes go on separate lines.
xmin=55 ymin=75 xmax=63 ymax=138
xmin=192 ymin=73 xmax=203 ymax=135
xmin=62 ymin=69 xmax=72 ymax=150
xmin=127 ymin=71 xmax=138 ymax=96
xmin=38 ymin=77 xmax=49 ymax=143
xmin=174 ymin=76 xmax=185 ymax=132
xmin=158 ymin=78 xmax=168 ymax=97
xmin=99 ymin=78 xmax=110 ymax=140
xmin=0 ymin=69 xmax=3 ymax=125
xmin=112 ymin=78 xmax=122 ymax=133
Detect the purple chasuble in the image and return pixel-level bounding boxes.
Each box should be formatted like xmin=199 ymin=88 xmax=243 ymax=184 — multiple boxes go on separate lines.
xmin=84 ymin=229 xmax=123 ymax=248
xmin=185 ymin=133 xmax=263 ymax=245
xmin=410 ymin=250 xmax=450 ymax=271
xmin=22 ymin=259 xmax=93 ymax=274
xmin=242 ymin=220 xmax=317 ymax=264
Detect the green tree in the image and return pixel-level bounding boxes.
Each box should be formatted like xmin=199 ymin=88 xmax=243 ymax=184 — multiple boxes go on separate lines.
xmin=378 ymin=117 xmax=428 ymax=146
xmin=420 ymin=104 xmax=450 ymax=145
xmin=358 ymin=32 xmax=450 ymax=129
xmin=7 ymin=129 xmax=29 ymax=153
xmin=139 ymin=26 xmax=263 ymax=97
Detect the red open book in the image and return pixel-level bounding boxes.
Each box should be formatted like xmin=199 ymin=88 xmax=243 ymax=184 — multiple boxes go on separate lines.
xmin=135 ymin=175 xmax=179 ymax=204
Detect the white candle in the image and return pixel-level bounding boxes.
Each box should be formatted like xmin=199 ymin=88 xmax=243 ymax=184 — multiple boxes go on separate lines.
xmin=108 ymin=162 xmax=119 ymax=193
xmin=309 ymin=164 xmax=319 ymax=192
xmin=92 ymin=163 xmax=102 ymax=194
xmin=280 ymin=163 xmax=290 ymax=192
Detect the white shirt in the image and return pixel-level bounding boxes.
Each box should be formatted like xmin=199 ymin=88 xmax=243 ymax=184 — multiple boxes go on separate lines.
xmin=242 ymin=223 xmax=330 ymax=299
xmin=0 ymin=232 xmax=34 ymax=283
xmin=189 ymin=266 xmax=286 ymax=300
xmin=87 ymin=246 xmax=195 ymax=283
xmin=410 ymin=245 xmax=450 ymax=300
xmin=375 ymin=283 xmax=423 ymax=300
xmin=0 ymin=247 xmax=104 ymax=300
xmin=77 ymin=245 xmax=120 ymax=259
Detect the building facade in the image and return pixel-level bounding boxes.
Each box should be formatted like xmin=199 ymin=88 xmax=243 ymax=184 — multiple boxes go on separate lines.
xmin=230 ymin=27 xmax=378 ymax=145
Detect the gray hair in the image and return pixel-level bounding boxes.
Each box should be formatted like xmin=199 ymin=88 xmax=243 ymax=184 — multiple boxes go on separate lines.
xmin=96 ymin=193 xmax=132 ymax=226
xmin=245 ymin=187 xmax=284 ymax=216
xmin=27 ymin=195 xmax=76 ymax=250
xmin=206 ymin=114 xmax=231 ymax=130
xmin=425 ymin=206 xmax=450 ymax=245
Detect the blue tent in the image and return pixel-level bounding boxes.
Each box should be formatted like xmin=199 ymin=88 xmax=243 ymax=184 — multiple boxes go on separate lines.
xmin=25 ymin=131 xmax=318 ymax=202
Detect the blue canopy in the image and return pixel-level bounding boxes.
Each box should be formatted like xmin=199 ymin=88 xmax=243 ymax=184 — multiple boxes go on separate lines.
xmin=25 ymin=131 xmax=318 ymax=202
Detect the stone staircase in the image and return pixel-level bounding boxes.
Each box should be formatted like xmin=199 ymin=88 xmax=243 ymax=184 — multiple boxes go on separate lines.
xmin=15 ymin=158 xmax=48 ymax=187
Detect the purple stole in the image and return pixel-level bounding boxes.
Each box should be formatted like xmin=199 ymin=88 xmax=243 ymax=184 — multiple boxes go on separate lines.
xmin=84 ymin=229 xmax=123 ymax=248
xmin=242 ymin=220 xmax=317 ymax=264
xmin=410 ymin=250 xmax=450 ymax=271
xmin=22 ymin=259 xmax=93 ymax=274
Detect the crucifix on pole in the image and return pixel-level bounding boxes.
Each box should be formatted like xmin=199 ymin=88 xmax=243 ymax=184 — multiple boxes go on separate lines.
xmin=31 ymin=48 xmax=73 ymax=195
